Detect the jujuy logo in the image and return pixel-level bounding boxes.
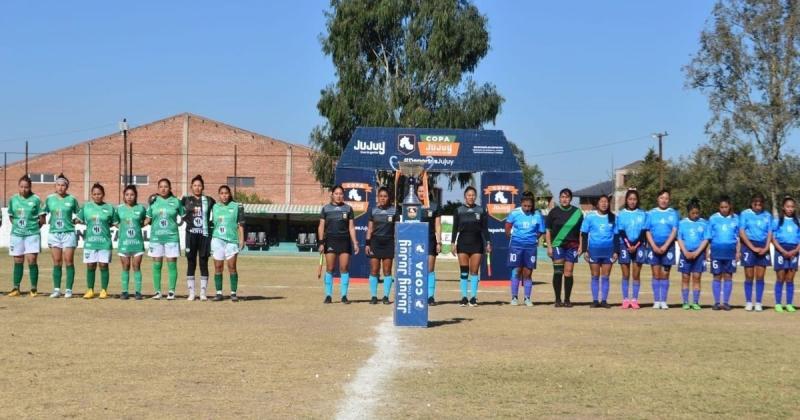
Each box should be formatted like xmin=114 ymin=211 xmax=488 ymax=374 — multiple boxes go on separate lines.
xmin=397 ymin=134 xmax=416 ymax=155
xmin=353 ymin=140 xmax=386 ymax=155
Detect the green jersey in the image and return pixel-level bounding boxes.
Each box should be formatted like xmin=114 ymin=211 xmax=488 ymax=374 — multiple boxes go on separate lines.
xmin=8 ymin=193 xmax=44 ymax=237
xmin=45 ymin=193 xmax=80 ymax=233
xmin=211 ymin=201 xmax=244 ymax=243
xmin=117 ymin=204 xmax=147 ymax=253
xmin=146 ymin=195 xmax=184 ymax=244
xmin=77 ymin=202 xmax=118 ymax=250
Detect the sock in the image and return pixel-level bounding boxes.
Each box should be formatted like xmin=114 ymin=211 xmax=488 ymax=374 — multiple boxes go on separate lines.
xmin=552 ymin=272 xmax=563 ymax=301
xmin=564 ymin=276 xmax=574 ymax=302
xmin=382 ymin=276 xmax=393 ymax=297
xmin=775 ymin=281 xmax=783 ymax=305
xmin=632 ymin=280 xmax=641 ymax=300
xmin=12 ymin=262 xmax=23 ymax=288
xmin=744 ymin=279 xmax=754 ymax=303
xmin=682 ymin=287 xmax=689 ymax=304
xmin=722 ymin=279 xmax=733 ymax=304
xmin=66 ymin=265 xmax=75 ymax=290
xmin=215 ymin=273 xmax=224 ymax=293
xmin=29 ymin=264 xmax=38 ymax=289
xmin=340 ymin=272 xmax=350 ymax=297
xmin=428 ymin=272 xmax=436 ymax=298
xmin=787 ymin=282 xmax=795 ymax=305
xmin=369 ymin=275 xmax=378 ymax=297
xmin=712 ymin=279 xmax=721 ymax=304
xmin=755 ymin=279 xmax=765 ymax=304
xmin=693 ymin=289 xmax=701 ymax=304
xmin=590 ymin=276 xmax=599 ymax=301
xmin=121 ymin=271 xmax=130 ymax=292
xmin=230 ymin=273 xmax=238 ymax=293
xmin=523 ymin=279 xmax=532 ymax=300
xmin=52 ymin=265 xmax=62 ymax=290
xmin=660 ymin=279 xmax=670 ymax=303
xmin=469 ymin=274 xmax=479 ymax=299
xmin=134 ymin=271 xmax=143 ymax=294
xmin=621 ymin=277 xmax=630 ymax=299
xmin=651 ymin=277 xmax=659 ymax=302
xmin=510 ymin=269 xmax=520 ymax=298
xmin=86 ymin=267 xmax=96 ymax=290
xmin=187 ymin=275 xmax=196 ymax=295
xmin=460 ymin=272 xmax=469 ymax=298
xmin=100 ymin=267 xmax=109 ymax=290
xmin=200 ymin=276 xmax=209 ymax=295
xmin=601 ymin=276 xmax=610 ymax=301
xmin=153 ymin=261 xmax=163 ymax=293
xmin=167 ymin=261 xmax=178 ymax=292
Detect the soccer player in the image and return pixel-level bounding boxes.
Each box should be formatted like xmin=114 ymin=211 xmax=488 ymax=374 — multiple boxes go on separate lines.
xmin=145 ymin=178 xmax=185 ymax=300
xmin=677 ymin=198 xmax=708 ymax=310
xmin=418 ymin=184 xmax=442 ymax=305
xmin=76 ymin=183 xmax=118 ymax=299
xmin=615 ymin=189 xmax=648 ymax=309
xmin=7 ymin=175 xmax=45 ymax=297
xmin=645 ymin=189 xmax=679 ymax=310
xmin=581 ymin=195 xmax=618 ymax=308
xmin=117 ymin=185 xmax=148 ymax=300
xmin=545 ymin=188 xmax=583 ymax=308
xmin=504 ymin=191 xmax=545 ymax=307
xmin=181 ymin=175 xmax=216 ymax=301
xmin=210 ymin=185 xmax=245 ymax=302
xmin=366 ymin=187 xmax=397 ymax=305
xmin=705 ymin=196 xmax=740 ymax=311
xmin=739 ymin=193 xmax=773 ymax=312
xmin=451 ymin=186 xmax=491 ymax=307
xmin=771 ymin=196 xmax=799 ymax=313
xmin=44 ymin=174 xmax=80 ymax=298
xmin=318 ymin=185 xmax=360 ymax=304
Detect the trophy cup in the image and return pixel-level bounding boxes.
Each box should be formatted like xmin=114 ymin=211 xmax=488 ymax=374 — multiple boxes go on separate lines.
xmin=394 ymin=161 xmax=429 ymax=327
xmin=398 ymin=161 xmax=424 ymax=222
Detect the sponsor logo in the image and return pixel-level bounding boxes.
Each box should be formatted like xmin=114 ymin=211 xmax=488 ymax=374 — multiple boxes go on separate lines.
xmin=341 ymin=182 xmax=372 ymax=218
xmin=484 ymin=185 xmax=519 ymax=221
xmin=472 ymin=145 xmax=504 ymax=155
xmin=397 ymin=134 xmax=416 ymax=155
xmin=419 ymin=134 xmax=460 ymax=157
xmin=353 ymin=140 xmax=386 ymax=155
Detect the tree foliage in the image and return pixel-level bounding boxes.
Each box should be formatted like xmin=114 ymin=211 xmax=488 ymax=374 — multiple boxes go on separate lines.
xmin=507 ymin=140 xmax=549 ymax=197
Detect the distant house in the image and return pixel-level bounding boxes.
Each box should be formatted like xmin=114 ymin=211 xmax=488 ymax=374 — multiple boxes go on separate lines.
xmin=613 ymin=160 xmax=642 ymax=209
xmin=573 ymin=180 xmax=613 ymax=212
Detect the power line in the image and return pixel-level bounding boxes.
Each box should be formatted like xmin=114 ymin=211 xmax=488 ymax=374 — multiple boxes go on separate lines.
xmin=528 ymin=134 xmax=651 ymax=158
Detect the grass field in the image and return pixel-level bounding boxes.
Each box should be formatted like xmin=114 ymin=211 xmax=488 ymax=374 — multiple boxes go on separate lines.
xmin=0 ymin=251 xmax=798 ymax=419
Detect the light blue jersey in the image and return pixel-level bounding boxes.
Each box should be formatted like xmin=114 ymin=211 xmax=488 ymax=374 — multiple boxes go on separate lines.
xmin=678 ymin=217 xmax=708 ymax=253
xmin=739 ymin=208 xmax=772 ymax=245
xmin=615 ymin=208 xmax=648 ymax=243
xmin=705 ymin=212 xmax=739 ymax=259
xmin=772 ymin=216 xmax=800 ymax=246
xmin=505 ymin=207 xmax=545 ymax=248
xmin=646 ymin=207 xmax=679 ymax=246
xmin=580 ymin=211 xmax=616 ymax=258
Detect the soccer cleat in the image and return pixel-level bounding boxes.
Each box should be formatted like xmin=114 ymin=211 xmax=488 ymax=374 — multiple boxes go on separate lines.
xmin=563 ymin=301 xmax=573 ymax=308
xmin=524 ymin=298 xmax=533 ymax=307
xmin=382 ymin=296 xmax=390 ymax=305
xmin=49 ymin=290 xmax=61 ymax=299
xmin=554 ymin=301 xmax=563 ymax=308
xmin=652 ymin=302 xmax=660 ymax=309
xmin=120 ymin=292 xmax=129 ymax=300
xmin=187 ymin=293 xmax=195 ymax=301
xmin=29 ymin=289 xmax=38 ymax=297
xmin=621 ymin=299 xmax=630 ymax=309
xmin=83 ymin=290 xmax=94 ymax=299
xmin=134 ymin=292 xmax=143 ymax=300
xmin=600 ymin=301 xmax=611 ymax=309
xmin=166 ymin=291 xmax=175 ymax=300
xmin=7 ymin=288 xmax=20 ymax=297
xmin=341 ymin=296 xmax=350 ymax=304
xmin=323 ymin=295 xmax=332 ymax=304
xmin=775 ymin=304 xmax=784 ymax=313
xmin=214 ymin=293 xmax=224 ymax=302
xmin=712 ymin=303 xmax=721 ymax=311
xmin=591 ymin=301 xmax=601 ymax=308
xmin=659 ymin=302 xmax=669 ymax=310
xmin=230 ymin=294 xmax=239 ymax=302
xmin=745 ymin=302 xmax=754 ymax=312
xmin=151 ymin=292 xmax=162 ymax=300
xmin=370 ymin=296 xmax=378 ymax=305
xmin=682 ymin=303 xmax=690 ymax=310
xmin=64 ymin=289 xmax=73 ymax=299
xmin=428 ymin=297 xmax=436 ymax=306
xmin=691 ymin=303 xmax=702 ymax=311
xmin=199 ymin=294 xmax=208 ymax=301
xmin=99 ymin=289 xmax=108 ymax=299
xmin=510 ymin=297 xmax=519 ymax=306
xmin=630 ymin=300 xmax=640 ymax=309
xmin=722 ymin=303 xmax=732 ymax=311
xmin=469 ymin=297 xmax=478 ymax=307
xmin=754 ymin=303 xmax=763 ymax=312
xmin=786 ymin=304 xmax=797 ymax=313
xmin=460 ymin=297 xmax=468 ymax=307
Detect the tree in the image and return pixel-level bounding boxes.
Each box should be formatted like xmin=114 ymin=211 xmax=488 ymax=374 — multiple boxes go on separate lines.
xmin=684 ymin=0 xmax=800 ymax=212
xmin=310 ymin=0 xmax=504 ymax=187
xmin=507 ymin=141 xmax=549 ymax=196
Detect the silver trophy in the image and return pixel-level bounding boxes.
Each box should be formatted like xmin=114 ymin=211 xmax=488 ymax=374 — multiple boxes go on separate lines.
xmin=398 ymin=161 xmax=424 ymax=221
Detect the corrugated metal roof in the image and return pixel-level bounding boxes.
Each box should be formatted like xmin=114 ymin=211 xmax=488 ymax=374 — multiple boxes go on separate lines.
xmin=244 ymin=203 xmax=321 ymax=215
xmin=573 ymin=180 xmax=613 ymax=197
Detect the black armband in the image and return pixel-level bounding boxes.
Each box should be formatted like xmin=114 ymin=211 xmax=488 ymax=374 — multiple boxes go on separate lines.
xmin=366 ymin=238 xmax=371 ymax=246
xmin=581 ymin=232 xmax=589 ymax=253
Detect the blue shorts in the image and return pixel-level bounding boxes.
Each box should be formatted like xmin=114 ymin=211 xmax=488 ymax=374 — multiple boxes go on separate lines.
xmin=588 ymin=255 xmax=613 ymax=265
xmin=774 ymin=253 xmax=799 ymax=271
xmin=741 ymin=243 xmax=770 ymax=267
xmin=649 ymin=248 xmax=675 ymax=267
xmin=619 ymin=243 xmax=648 ymax=265
xmin=710 ymin=259 xmax=736 ymax=275
xmin=678 ymin=254 xmax=705 ymax=273
xmin=507 ymin=246 xmax=537 ymax=270
xmin=552 ymin=246 xmax=579 ymax=263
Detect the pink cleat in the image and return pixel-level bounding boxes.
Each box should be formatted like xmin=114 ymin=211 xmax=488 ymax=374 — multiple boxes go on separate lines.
xmin=621 ymin=299 xmax=630 ymax=309
xmin=630 ymin=300 xmax=640 ymax=309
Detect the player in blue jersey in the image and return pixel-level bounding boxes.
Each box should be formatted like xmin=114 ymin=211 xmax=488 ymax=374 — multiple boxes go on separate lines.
xmin=615 ymin=189 xmax=648 ymax=309
xmin=645 ymin=189 xmax=679 ymax=310
xmin=504 ymin=191 xmax=546 ymax=307
xmin=677 ymin=198 xmax=708 ymax=310
xmin=705 ymin=196 xmax=740 ymax=311
xmin=738 ymin=193 xmax=772 ymax=312
xmin=580 ymin=195 xmax=618 ymax=308
xmin=771 ymin=196 xmax=799 ymax=313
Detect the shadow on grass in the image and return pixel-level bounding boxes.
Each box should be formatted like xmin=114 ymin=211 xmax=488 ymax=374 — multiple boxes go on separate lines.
xmin=428 ymin=317 xmax=474 ymax=328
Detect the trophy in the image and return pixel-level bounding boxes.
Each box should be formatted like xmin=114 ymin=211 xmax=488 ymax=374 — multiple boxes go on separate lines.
xmin=398 ymin=161 xmax=424 ymax=222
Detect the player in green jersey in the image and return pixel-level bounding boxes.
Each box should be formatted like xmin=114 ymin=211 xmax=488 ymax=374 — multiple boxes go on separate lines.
xmin=210 ymin=185 xmax=245 ymax=302
xmin=75 ymin=183 xmax=118 ymax=299
xmin=7 ymin=175 xmax=45 ymax=297
xmin=145 ymin=178 xmax=185 ymax=300
xmin=117 ymin=185 xmax=148 ymax=300
xmin=44 ymin=174 xmax=80 ymax=298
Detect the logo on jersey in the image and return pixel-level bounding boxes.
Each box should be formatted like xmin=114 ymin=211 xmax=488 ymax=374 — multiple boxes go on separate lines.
xmin=193 ymin=217 xmax=203 ymax=227
xmin=484 ymin=185 xmax=519 ymax=221
xmin=397 ymin=134 xmax=416 ymax=155
xmin=418 ymin=134 xmax=460 ymax=157
xmin=126 ymin=228 xmax=136 ymax=238
xmin=341 ymin=182 xmax=372 ymax=218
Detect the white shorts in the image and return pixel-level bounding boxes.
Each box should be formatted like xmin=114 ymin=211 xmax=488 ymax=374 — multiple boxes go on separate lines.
xmin=148 ymin=242 xmax=181 ymax=258
xmin=9 ymin=235 xmax=41 ymax=257
xmin=83 ymin=249 xmax=112 ymax=264
xmin=211 ymin=238 xmax=240 ymax=261
xmin=118 ymin=251 xmax=145 ymax=258
xmin=48 ymin=232 xmax=78 ymax=249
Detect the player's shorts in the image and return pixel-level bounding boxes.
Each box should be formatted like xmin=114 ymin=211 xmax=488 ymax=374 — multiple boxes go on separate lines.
xmin=324 ymin=236 xmax=352 ymax=255
xmin=618 ymin=242 xmax=648 ymax=265
xmin=211 ymin=238 xmax=240 ymax=261
xmin=588 ymin=255 xmax=613 ymax=265
xmin=148 ymin=242 xmax=181 ymax=258
xmin=369 ymin=236 xmax=394 ymax=259
xmin=742 ymin=242 xmax=770 ymax=267
xmin=9 ymin=234 xmax=41 ymax=256
xmin=456 ymin=232 xmax=484 ymax=255
xmin=649 ymin=247 xmax=675 ymax=268
xmin=185 ymin=233 xmax=212 ymax=258
xmin=507 ymin=246 xmax=537 ymax=270
xmin=678 ymin=253 xmax=706 ymax=273
xmin=774 ymin=244 xmax=799 ymax=271
xmin=48 ymin=232 xmax=77 ymax=249
xmin=428 ymin=237 xmax=439 ymax=256
xmin=552 ymin=246 xmax=579 ymax=263
xmin=710 ymin=259 xmax=736 ymax=275
xmin=118 ymin=251 xmax=145 ymax=258
xmin=83 ymin=249 xmax=111 ymax=264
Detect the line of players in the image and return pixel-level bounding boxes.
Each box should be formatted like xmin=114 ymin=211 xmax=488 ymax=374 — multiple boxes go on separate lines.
xmin=3 ymin=174 xmax=245 ymax=301
xmin=318 ymin=184 xmax=799 ymax=312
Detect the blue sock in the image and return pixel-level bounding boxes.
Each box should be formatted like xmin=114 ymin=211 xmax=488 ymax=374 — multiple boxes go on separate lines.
xmin=523 ymin=279 xmax=532 ymax=299
xmin=591 ymin=276 xmax=599 ymax=301
xmin=787 ymin=282 xmax=795 ymax=305
xmin=775 ymin=281 xmax=783 ymax=305
xmin=469 ymin=274 xmax=479 ymax=298
xmin=632 ymin=280 xmax=641 ymax=300
xmin=428 ymin=272 xmax=436 ymax=298
xmin=722 ymin=280 xmax=733 ymax=304
xmin=651 ymin=277 xmax=659 ymax=302
xmin=368 ymin=275 xmax=378 ymax=297
xmin=323 ymin=272 xmax=333 ymax=297
xmin=621 ymin=277 xmax=630 ymax=299
xmin=693 ymin=289 xmax=701 ymax=304
xmin=660 ymin=279 xmax=670 ymax=303
xmin=460 ymin=274 xmax=468 ymax=298
xmin=600 ymin=276 xmax=610 ymax=301
xmin=340 ymin=272 xmax=350 ymax=297
xmin=755 ymin=279 xmax=765 ymax=303
xmin=712 ymin=279 xmax=721 ymax=304
xmin=744 ymin=279 xmax=754 ymax=303
xmin=383 ymin=276 xmax=393 ymax=298
xmin=510 ymin=269 xmax=520 ymax=298
xmin=681 ymin=288 xmax=689 ymax=304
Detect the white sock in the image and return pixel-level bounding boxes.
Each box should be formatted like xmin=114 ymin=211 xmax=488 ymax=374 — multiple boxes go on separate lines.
xmin=200 ymin=276 xmax=208 ymax=294
xmin=187 ymin=276 xmax=195 ymax=293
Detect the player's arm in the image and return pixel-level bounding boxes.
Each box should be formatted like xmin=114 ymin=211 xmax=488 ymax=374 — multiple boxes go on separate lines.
xmin=450 ymin=209 xmax=460 ymax=256
xmin=434 ymin=213 xmax=442 ymax=253
xmin=481 ymin=207 xmax=491 ymax=253
xmin=504 ymin=222 xmax=513 ymax=239
xmin=348 ymin=218 xmax=359 ymax=255
xmin=317 ymin=217 xmax=326 ymax=254
xmin=738 ymin=226 xmax=757 ymax=253
xmin=365 ymin=213 xmax=374 ymax=256
xmin=237 ymin=204 xmax=245 ymax=249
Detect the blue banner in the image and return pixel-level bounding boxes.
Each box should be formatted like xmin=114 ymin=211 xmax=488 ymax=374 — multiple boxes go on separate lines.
xmin=394 ymin=223 xmax=428 ymax=328
xmin=333 ymin=167 xmax=376 ymax=279
xmin=480 ymin=172 xmax=524 ymax=280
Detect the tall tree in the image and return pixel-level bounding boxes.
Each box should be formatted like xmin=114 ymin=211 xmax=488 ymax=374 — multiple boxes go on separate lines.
xmin=310 ymin=0 xmax=504 ymax=186
xmin=684 ymin=0 xmax=800 ymax=211
xmin=507 ymin=141 xmax=549 ymax=196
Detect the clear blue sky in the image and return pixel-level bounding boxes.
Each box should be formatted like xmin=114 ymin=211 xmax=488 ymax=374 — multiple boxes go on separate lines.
xmin=1 ymin=0 xmax=768 ymax=192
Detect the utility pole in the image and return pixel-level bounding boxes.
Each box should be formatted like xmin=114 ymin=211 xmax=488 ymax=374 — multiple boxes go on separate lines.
xmin=24 ymin=141 xmax=29 ymax=176
xmin=120 ymin=119 xmax=128 ymax=185
xmin=652 ymin=131 xmax=668 ymax=190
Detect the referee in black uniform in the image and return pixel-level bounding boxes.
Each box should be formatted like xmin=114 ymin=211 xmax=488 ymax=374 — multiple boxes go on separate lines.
xmin=418 ymin=184 xmax=442 ymax=305
xmin=365 ymin=187 xmax=398 ymax=305
xmin=451 ymin=186 xmax=491 ymax=307
xmin=318 ymin=185 xmax=360 ymax=304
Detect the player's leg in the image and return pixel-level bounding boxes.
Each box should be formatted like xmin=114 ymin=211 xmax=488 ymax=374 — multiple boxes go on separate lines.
xmin=368 ymin=257 xmax=380 ymax=303
xmin=744 ymin=264 xmax=755 ymax=310
xmin=132 ymin=254 xmax=144 ymax=300
xmin=185 ymin=235 xmax=198 ymax=301
xmin=50 ymin=246 xmax=63 ymax=297
xmin=754 ymin=264 xmax=767 ymax=311
xmin=681 ymin=271 xmax=691 ymax=308
xmin=661 ymin=265 xmax=672 ymax=309
xmin=213 ymin=257 xmax=225 ymax=301
xmin=468 ymin=252 xmax=482 ymax=306
xmin=785 ymin=269 xmax=796 ymax=312
xmin=64 ymin=247 xmax=76 ymax=298
xmin=84 ymin=259 xmax=97 ymax=299
xmin=721 ymin=269 xmax=734 ymax=310
xmin=227 ymin=251 xmax=239 ymax=302
xmin=427 ymin=254 xmax=438 ymax=305
xmin=381 ymin=257 xmax=393 ymax=304
xmin=774 ymin=269 xmax=785 ymax=312
xmin=552 ymin=254 xmax=565 ymax=306
xmin=458 ymin=253 xmax=470 ymax=306
xmin=651 ymin=265 xmax=663 ymax=308
xmin=563 ymin=257 xmax=576 ymax=307
xmin=198 ymin=237 xmax=211 ymax=300
xmin=323 ymin=251 xmax=337 ymax=303
xmin=600 ymin=262 xmax=612 ymax=306
xmin=120 ymin=255 xmax=131 ymax=300
xmin=521 ymin=266 xmax=533 ymax=305
xmin=98 ymin=260 xmax=110 ymax=299
xmin=620 ymin=262 xmax=631 ymax=308
xmin=590 ymin=262 xmax=601 ymax=305
xmin=338 ymin=252 xmax=351 ymax=303
xmin=25 ymin=250 xmax=39 ymax=297
xmin=166 ymin=252 xmax=179 ymax=300
xmin=691 ymin=272 xmax=702 ymax=310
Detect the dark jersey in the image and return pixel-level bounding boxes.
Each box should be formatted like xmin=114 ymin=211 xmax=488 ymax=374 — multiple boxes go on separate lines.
xmin=546 ymin=206 xmax=584 ymax=247
xmin=420 ymin=202 xmax=441 ymax=240
xmin=181 ymin=195 xmax=216 ymax=236
xmin=321 ymin=203 xmax=354 ymax=238
xmin=369 ymin=205 xmax=398 ymax=238
xmin=452 ymin=204 xmax=490 ymax=244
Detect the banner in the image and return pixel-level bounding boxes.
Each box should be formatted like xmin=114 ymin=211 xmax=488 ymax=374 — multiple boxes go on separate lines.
xmin=480 ymin=173 xmax=524 ymax=280
xmin=394 ymin=222 xmax=428 ymax=327
xmin=333 ymin=167 xmax=377 ymax=279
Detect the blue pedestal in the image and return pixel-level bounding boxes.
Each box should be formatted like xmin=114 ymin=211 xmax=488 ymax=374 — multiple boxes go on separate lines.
xmin=394 ymin=222 xmax=429 ymax=328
